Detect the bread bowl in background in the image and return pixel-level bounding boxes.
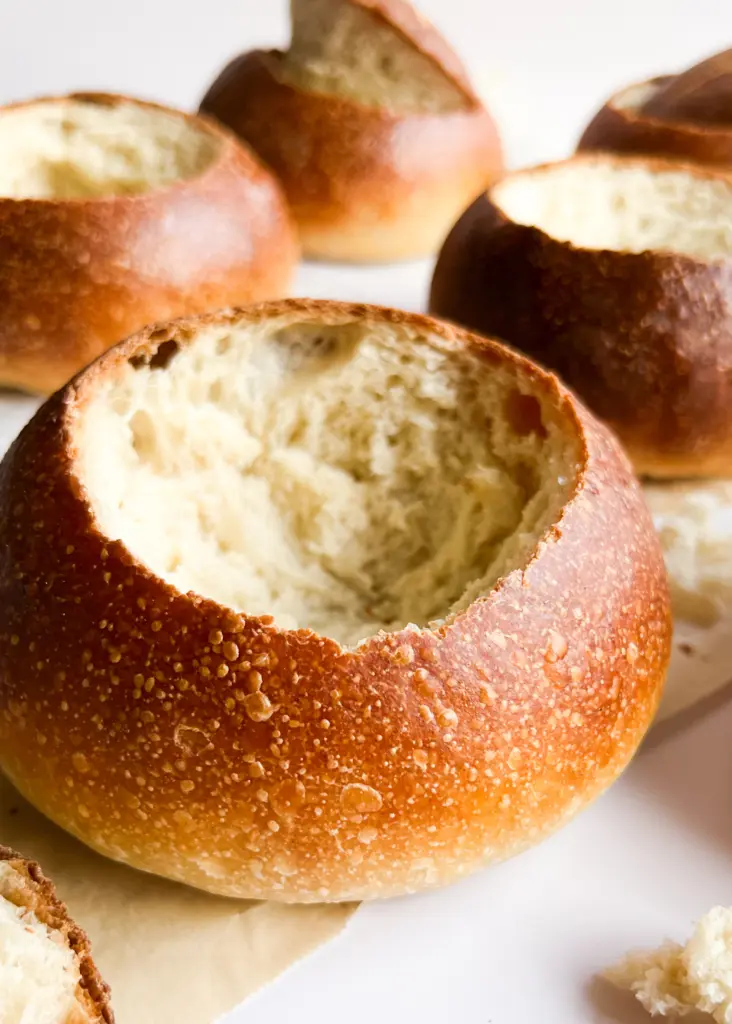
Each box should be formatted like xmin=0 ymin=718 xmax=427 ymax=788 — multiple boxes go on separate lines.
xmin=579 ymin=49 xmax=732 ymax=166
xmin=199 ymin=0 xmax=502 ymax=262
xmin=430 ymin=153 xmax=732 ymax=479
xmin=0 ymin=845 xmax=113 ymax=1023
xmin=0 ymin=299 xmax=670 ymax=902
xmin=0 ymin=92 xmax=297 ymax=394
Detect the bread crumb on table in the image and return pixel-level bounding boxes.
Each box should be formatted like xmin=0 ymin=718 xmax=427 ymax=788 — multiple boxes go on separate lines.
xmin=606 ymin=906 xmax=732 ymax=1020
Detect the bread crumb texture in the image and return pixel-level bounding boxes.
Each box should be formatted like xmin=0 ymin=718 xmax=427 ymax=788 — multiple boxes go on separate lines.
xmin=278 ymin=0 xmax=469 ymax=112
xmin=606 ymin=906 xmax=732 ymax=1021
xmin=0 ymin=862 xmax=80 ymax=1024
xmin=77 ymin=317 xmax=574 ymax=647
xmin=644 ymin=480 xmax=732 ymax=628
xmin=494 ymin=159 xmax=732 ymax=259
xmin=0 ymin=97 xmax=219 ymax=199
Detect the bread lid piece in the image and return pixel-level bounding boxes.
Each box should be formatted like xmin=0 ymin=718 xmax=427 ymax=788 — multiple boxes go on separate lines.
xmin=0 ymin=300 xmax=670 ymax=902
xmin=642 ymin=48 xmax=732 ymax=127
xmin=0 ymin=92 xmax=297 ymax=393
xmin=0 ymin=847 xmax=112 ymax=1024
xmin=579 ymin=69 xmax=732 ymax=167
xmin=281 ymin=0 xmax=477 ymax=111
xmin=431 ymin=153 xmax=732 ymax=478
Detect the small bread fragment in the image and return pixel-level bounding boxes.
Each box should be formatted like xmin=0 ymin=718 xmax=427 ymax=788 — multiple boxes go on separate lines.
xmin=0 ymin=845 xmax=112 ymax=1024
xmin=606 ymin=906 xmax=732 ymax=1021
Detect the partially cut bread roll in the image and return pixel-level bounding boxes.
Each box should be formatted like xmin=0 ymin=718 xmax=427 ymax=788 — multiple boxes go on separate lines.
xmin=0 ymin=846 xmax=112 ymax=1024
xmin=200 ymin=0 xmax=502 ymax=261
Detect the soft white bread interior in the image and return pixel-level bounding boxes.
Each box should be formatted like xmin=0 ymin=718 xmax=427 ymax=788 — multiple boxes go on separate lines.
xmin=77 ymin=314 xmax=576 ymax=648
xmin=0 ymin=98 xmax=219 ymax=199
xmin=493 ymin=159 xmax=732 ymax=260
xmin=0 ymin=854 xmax=108 ymax=1024
xmin=606 ymin=906 xmax=732 ymax=1021
xmin=278 ymin=0 xmax=470 ymax=112
xmin=645 ymin=480 xmax=732 ymax=630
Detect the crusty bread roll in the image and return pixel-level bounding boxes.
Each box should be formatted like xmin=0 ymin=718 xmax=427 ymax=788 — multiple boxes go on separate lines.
xmin=0 ymin=93 xmax=297 ymax=394
xmin=430 ymin=153 xmax=732 ymax=479
xmin=199 ymin=0 xmax=502 ymax=261
xmin=0 ymin=846 xmax=112 ymax=1024
xmin=579 ymin=51 xmax=732 ymax=167
xmin=0 ymin=299 xmax=670 ymax=902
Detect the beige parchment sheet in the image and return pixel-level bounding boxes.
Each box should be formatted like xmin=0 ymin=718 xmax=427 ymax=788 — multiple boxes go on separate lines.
xmin=0 ymin=773 xmax=356 ymax=1024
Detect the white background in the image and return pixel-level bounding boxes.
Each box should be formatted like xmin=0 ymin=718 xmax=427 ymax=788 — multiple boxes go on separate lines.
xmin=1 ymin=1 xmax=732 ymax=1022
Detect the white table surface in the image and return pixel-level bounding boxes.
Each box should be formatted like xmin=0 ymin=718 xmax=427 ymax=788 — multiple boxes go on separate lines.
xmin=1 ymin=1 xmax=732 ymax=1021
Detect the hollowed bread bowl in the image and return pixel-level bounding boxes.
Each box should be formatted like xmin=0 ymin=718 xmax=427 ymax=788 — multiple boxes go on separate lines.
xmin=0 ymin=92 xmax=297 ymax=394
xmin=430 ymin=153 xmax=732 ymax=479
xmin=0 ymin=845 xmax=113 ymax=1023
xmin=579 ymin=50 xmax=732 ymax=166
xmin=0 ymin=299 xmax=670 ymax=902
xmin=200 ymin=0 xmax=502 ymax=262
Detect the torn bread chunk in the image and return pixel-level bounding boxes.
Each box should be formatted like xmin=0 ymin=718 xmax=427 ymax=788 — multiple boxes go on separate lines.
xmin=606 ymin=906 xmax=732 ymax=1021
xmin=0 ymin=846 xmax=112 ymax=1024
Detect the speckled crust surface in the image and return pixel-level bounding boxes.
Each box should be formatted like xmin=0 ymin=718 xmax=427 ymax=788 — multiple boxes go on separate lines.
xmin=0 ymin=845 xmax=113 ymax=1023
xmin=0 ymin=93 xmax=298 ymax=395
xmin=579 ymin=78 xmax=732 ymax=167
xmin=430 ymin=155 xmax=732 ymax=479
xmin=0 ymin=300 xmax=670 ymax=903
xmin=199 ymin=52 xmax=502 ymax=262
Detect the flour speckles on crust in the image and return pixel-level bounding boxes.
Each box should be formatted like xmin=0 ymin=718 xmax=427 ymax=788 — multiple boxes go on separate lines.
xmin=0 ymin=300 xmax=671 ymax=902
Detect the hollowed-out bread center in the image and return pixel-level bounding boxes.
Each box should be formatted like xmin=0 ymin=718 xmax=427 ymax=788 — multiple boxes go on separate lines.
xmin=0 ymin=863 xmax=80 ymax=1024
xmin=493 ymin=159 xmax=732 ymax=260
xmin=76 ymin=316 xmax=579 ymax=647
xmin=0 ymin=98 xmax=220 ymax=200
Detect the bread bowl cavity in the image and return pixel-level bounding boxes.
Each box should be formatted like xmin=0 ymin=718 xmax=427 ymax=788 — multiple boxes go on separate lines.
xmin=77 ymin=314 xmax=576 ymax=648
xmin=0 ymin=98 xmax=219 ymax=200
xmin=493 ymin=160 xmax=732 ymax=260
xmin=0 ymin=301 xmax=670 ymax=902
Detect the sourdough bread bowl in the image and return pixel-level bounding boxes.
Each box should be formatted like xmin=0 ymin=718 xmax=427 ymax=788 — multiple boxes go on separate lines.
xmin=0 ymin=845 xmax=112 ymax=1023
xmin=430 ymin=153 xmax=732 ymax=479
xmin=0 ymin=92 xmax=297 ymax=394
xmin=199 ymin=0 xmax=502 ymax=262
xmin=0 ymin=299 xmax=670 ymax=902
xmin=579 ymin=49 xmax=732 ymax=166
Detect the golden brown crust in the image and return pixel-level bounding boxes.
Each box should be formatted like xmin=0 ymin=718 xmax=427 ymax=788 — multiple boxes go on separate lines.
xmin=430 ymin=154 xmax=732 ymax=478
xmin=0 ymin=92 xmax=298 ymax=395
xmin=579 ymin=77 xmax=732 ymax=166
xmin=0 ymin=845 xmax=113 ymax=1023
xmin=200 ymin=51 xmax=502 ymax=261
xmin=0 ymin=299 xmax=670 ymax=902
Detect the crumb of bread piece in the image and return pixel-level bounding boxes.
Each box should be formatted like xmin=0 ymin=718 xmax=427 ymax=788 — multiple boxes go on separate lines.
xmin=606 ymin=906 xmax=732 ymax=1020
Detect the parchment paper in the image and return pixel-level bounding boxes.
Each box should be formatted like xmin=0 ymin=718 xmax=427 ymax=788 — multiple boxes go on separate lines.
xmin=0 ymin=774 xmax=356 ymax=1024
